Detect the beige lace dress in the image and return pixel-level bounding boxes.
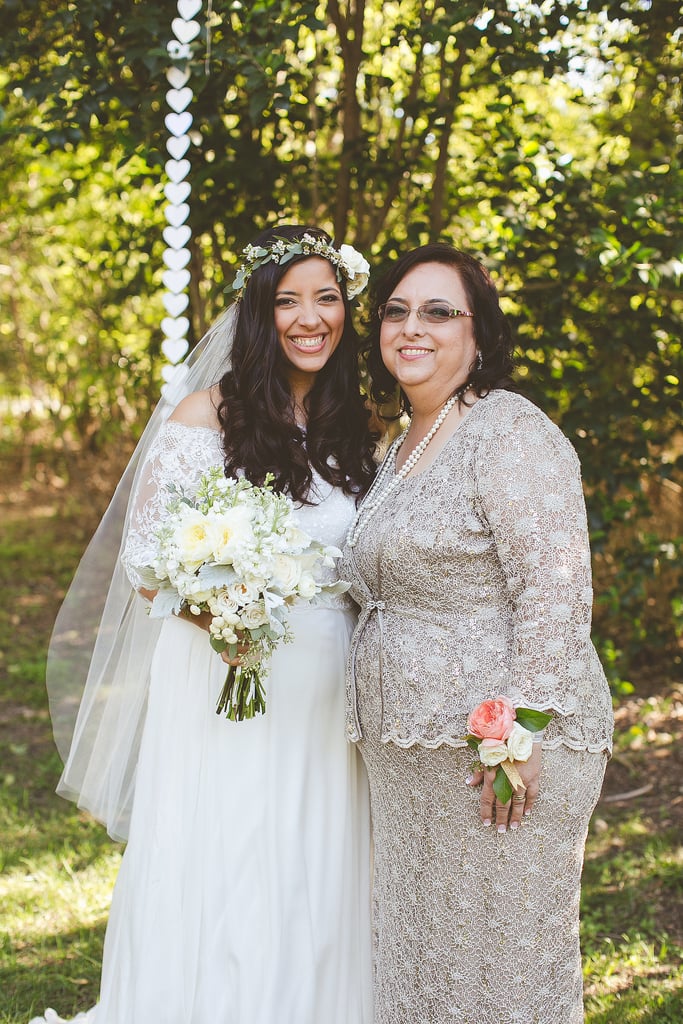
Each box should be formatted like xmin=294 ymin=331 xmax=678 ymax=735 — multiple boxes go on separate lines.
xmin=342 ymin=389 xmax=614 ymax=1024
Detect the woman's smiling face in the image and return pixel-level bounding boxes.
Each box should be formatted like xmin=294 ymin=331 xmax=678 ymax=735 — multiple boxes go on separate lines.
xmin=379 ymin=262 xmax=477 ymax=407
xmin=274 ymin=257 xmax=346 ymax=388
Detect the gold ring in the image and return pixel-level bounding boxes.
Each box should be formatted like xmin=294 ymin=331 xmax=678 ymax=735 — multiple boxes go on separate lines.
xmin=512 ymin=795 xmax=526 ymax=803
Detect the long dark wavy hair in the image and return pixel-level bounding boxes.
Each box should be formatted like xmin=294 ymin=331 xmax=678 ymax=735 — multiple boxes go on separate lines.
xmin=217 ymin=225 xmax=377 ymax=503
xmin=363 ymin=242 xmax=516 ymax=416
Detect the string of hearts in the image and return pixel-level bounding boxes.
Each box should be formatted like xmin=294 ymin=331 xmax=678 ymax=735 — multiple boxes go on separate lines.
xmin=161 ymin=0 xmax=203 ymax=385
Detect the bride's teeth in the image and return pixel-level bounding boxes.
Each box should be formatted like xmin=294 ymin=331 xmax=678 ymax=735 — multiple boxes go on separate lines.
xmin=291 ymin=336 xmax=324 ymax=348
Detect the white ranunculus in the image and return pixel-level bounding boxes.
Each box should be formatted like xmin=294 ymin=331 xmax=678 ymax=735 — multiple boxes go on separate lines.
xmin=506 ymin=722 xmax=534 ymax=763
xmin=478 ymin=739 xmax=509 ymax=767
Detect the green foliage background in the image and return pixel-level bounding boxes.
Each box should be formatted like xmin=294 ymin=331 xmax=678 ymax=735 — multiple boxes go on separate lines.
xmin=1 ymin=3 xmax=681 ymax=687
xmin=0 ymin=3 xmax=682 ymax=1020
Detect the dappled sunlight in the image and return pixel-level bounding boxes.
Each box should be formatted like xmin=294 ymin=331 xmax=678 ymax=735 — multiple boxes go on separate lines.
xmin=0 ymin=850 xmax=120 ymax=941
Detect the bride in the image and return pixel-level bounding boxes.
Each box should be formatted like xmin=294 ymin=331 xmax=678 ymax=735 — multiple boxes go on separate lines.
xmin=36 ymin=225 xmax=376 ymax=1024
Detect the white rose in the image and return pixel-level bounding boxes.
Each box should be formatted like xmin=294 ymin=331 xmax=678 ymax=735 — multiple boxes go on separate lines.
xmin=297 ymin=572 xmax=319 ymax=600
xmin=271 ymin=554 xmax=302 ymax=594
xmin=227 ymin=579 xmax=261 ymax=605
xmin=239 ymin=602 xmax=270 ymax=630
xmin=209 ymin=592 xmax=240 ymax=618
xmin=478 ymin=739 xmax=509 ymax=767
xmin=339 ymin=244 xmax=370 ymax=296
xmin=506 ymin=722 xmax=534 ymax=763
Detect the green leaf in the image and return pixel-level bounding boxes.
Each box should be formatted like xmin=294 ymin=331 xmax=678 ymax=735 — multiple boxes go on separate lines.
xmin=515 ymin=708 xmax=552 ymax=732
xmin=209 ymin=634 xmax=227 ymax=654
xmin=493 ymin=768 xmax=514 ymax=805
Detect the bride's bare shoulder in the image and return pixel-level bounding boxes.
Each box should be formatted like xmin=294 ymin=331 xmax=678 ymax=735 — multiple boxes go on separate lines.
xmin=169 ymin=385 xmax=222 ymax=430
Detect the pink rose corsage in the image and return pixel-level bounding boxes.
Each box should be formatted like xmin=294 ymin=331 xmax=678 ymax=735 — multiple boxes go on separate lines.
xmin=465 ymin=697 xmax=551 ymax=803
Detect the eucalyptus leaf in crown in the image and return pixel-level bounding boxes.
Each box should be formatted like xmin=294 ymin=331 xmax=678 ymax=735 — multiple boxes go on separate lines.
xmin=228 ymin=233 xmax=370 ymax=299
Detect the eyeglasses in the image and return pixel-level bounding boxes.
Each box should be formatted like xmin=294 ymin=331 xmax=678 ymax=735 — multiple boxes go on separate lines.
xmin=378 ymin=301 xmax=474 ymax=324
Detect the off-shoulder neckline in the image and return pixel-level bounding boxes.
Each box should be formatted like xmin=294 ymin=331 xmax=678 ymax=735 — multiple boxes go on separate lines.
xmin=165 ymin=418 xmax=222 ymax=436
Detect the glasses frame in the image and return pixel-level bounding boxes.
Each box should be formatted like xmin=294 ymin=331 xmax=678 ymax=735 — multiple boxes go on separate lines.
xmin=377 ymin=301 xmax=474 ymax=324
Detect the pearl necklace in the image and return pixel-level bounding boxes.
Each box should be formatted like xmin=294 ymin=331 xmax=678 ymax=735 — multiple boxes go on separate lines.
xmin=346 ymin=384 xmax=472 ymax=548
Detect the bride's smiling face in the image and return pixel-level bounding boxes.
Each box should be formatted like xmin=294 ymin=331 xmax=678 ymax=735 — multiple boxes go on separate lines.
xmin=274 ymin=257 xmax=346 ymax=384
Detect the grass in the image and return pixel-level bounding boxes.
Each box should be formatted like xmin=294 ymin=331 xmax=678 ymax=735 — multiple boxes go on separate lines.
xmin=1 ymin=446 xmax=682 ymax=1022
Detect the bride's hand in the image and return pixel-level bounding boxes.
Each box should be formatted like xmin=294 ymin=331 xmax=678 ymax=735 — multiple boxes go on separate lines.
xmin=176 ymin=608 xmax=249 ymax=666
xmin=467 ymin=744 xmax=542 ymax=832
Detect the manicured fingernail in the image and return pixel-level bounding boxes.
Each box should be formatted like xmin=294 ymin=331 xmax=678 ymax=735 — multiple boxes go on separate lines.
xmin=465 ymin=775 xmax=474 ymax=785
xmin=483 ymin=818 xmax=491 ymax=827
xmin=524 ymin=809 xmax=532 ymax=816
xmin=497 ymin=824 xmax=507 ymax=834
xmin=510 ymin=821 xmax=519 ymax=831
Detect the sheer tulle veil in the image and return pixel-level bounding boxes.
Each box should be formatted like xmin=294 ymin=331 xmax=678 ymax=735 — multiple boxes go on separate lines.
xmin=46 ymin=306 xmax=238 ymax=841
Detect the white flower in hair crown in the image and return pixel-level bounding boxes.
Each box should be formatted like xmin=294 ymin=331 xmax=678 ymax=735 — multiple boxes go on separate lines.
xmin=229 ymin=233 xmax=370 ymax=299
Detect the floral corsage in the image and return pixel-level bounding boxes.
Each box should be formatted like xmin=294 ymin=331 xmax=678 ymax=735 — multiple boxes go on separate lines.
xmin=465 ymin=697 xmax=552 ymax=803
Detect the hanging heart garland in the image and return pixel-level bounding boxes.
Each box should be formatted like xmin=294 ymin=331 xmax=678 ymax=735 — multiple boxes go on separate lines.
xmin=161 ymin=2 xmax=202 ymax=386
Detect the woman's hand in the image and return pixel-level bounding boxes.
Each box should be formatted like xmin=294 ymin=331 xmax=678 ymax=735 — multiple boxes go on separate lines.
xmin=176 ymin=608 xmax=249 ymax=667
xmin=467 ymin=744 xmax=542 ymax=833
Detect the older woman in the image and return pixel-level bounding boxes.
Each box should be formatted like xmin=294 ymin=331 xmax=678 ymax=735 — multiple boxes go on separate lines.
xmin=342 ymin=242 xmax=613 ymax=1024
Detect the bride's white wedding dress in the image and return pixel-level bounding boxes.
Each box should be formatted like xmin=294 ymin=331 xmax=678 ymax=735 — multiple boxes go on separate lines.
xmin=32 ymin=421 xmax=373 ymax=1024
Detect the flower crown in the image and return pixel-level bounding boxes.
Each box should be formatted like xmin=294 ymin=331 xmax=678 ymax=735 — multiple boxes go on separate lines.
xmin=228 ymin=233 xmax=370 ymax=299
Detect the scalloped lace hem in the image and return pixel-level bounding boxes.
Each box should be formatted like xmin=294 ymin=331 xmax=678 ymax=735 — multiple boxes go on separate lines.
xmin=377 ymin=733 xmax=613 ymax=754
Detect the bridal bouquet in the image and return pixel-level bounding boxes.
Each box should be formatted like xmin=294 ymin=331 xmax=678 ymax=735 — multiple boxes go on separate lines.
xmin=465 ymin=697 xmax=551 ymax=803
xmin=137 ymin=467 xmax=345 ymax=721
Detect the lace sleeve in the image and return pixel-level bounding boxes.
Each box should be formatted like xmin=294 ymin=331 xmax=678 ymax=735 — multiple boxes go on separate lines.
xmin=474 ymin=400 xmax=594 ymax=718
xmin=121 ymin=421 xmax=223 ymax=589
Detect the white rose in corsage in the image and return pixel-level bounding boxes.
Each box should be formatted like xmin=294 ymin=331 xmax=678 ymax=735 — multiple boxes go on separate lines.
xmin=465 ymin=696 xmax=551 ymax=803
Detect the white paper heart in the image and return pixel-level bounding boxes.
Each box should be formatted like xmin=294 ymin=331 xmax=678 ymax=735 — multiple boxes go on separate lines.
xmin=162 ymin=268 xmax=191 ymax=292
xmin=162 ymin=291 xmax=190 ymax=317
xmin=166 ymin=87 xmax=193 ymax=113
xmin=165 ymin=180 xmax=191 ymax=204
xmin=163 ymin=248 xmax=192 ymax=271
xmin=166 ymin=66 xmax=191 ymax=88
xmin=165 ymin=158 xmax=191 ymax=183
xmin=165 ymin=202 xmax=190 ymax=227
xmin=166 ymin=135 xmax=191 ymax=160
xmin=161 ymin=316 xmax=191 ymax=339
xmin=162 ymin=337 xmax=190 ymax=364
xmin=165 ymin=111 xmax=193 ymax=136
xmin=161 ymin=362 xmax=189 ymax=386
xmin=163 ymin=224 xmax=192 ymax=249
xmin=178 ymin=0 xmax=202 ymax=19
xmin=167 ymin=40 xmax=192 ymax=60
xmin=172 ymin=17 xmax=200 ymax=43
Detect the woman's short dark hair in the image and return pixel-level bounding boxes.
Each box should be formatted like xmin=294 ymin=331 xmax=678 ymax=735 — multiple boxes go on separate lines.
xmin=218 ymin=224 xmax=377 ymax=502
xmin=363 ymin=242 xmax=515 ymax=415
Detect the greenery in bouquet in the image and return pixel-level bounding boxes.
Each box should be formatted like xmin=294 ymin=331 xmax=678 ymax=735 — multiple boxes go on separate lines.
xmin=135 ymin=467 xmax=346 ymax=720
